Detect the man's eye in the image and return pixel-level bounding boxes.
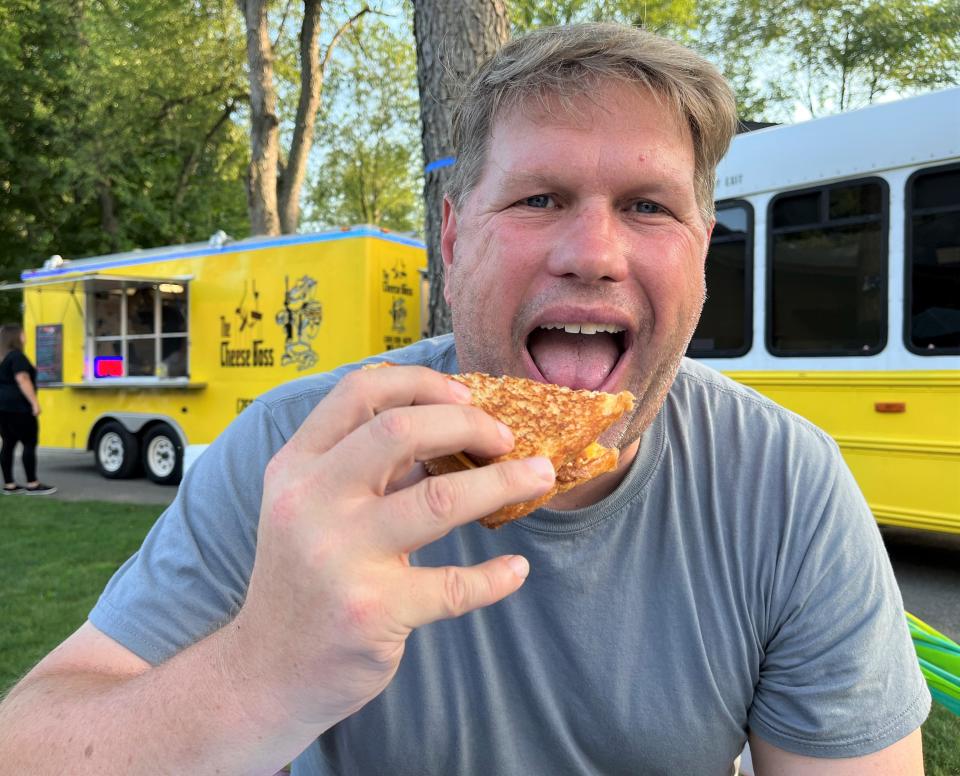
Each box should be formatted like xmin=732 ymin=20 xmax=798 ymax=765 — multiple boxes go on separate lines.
xmin=521 ymin=194 xmax=554 ymax=208
xmin=632 ymin=201 xmax=663 ymax=214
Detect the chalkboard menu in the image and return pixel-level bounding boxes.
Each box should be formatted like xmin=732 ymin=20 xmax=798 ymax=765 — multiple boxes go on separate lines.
xmin=35 ymin=324 xmax=63 ymax=385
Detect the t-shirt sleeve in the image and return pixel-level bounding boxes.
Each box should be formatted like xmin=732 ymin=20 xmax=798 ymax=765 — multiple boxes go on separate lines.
xmin=88 ymin=398 xmax=290 ymax=665
xmin=8 ymin=350 xmax=31 ymax=375
xmin=747 ymin=443 xmax=931 ymax=757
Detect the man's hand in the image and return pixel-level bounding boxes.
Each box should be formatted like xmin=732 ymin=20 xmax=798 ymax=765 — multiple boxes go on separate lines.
xmin=228 ymin=365 xmax=556 ymax=731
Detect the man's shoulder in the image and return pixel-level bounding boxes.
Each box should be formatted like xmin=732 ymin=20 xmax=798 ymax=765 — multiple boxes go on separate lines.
xmin=669 ymin=357 xmax=836 ymax=451
xmin=252 ymin=335 xmax=458 ymax=435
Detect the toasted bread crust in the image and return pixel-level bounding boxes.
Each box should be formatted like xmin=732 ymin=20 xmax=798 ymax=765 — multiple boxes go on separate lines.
xmin=423 ymin=373 xmax=634 ymax=528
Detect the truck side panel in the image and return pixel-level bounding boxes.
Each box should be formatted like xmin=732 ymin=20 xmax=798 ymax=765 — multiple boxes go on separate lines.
xmin=25 ymin=234 xmax=426 ymax=450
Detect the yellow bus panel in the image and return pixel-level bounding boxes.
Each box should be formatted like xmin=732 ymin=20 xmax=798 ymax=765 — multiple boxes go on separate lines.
xmin=730 ymin=371 xmax=960 ymax=534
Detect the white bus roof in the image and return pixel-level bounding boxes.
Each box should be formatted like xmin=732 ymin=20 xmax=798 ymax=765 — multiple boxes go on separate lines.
xmin=715 ymin=87 xmax=960 ymax=201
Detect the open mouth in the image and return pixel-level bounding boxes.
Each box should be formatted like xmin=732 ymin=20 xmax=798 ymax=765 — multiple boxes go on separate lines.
xmin=525 ymin=322 xmax=630 ymax=392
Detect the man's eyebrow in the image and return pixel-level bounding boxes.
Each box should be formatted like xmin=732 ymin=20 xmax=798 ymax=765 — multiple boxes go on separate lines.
xmin=493 ymin=170 xmax=556 ymax=190
xmin=496 ymin=170 xmax=690 ymax=198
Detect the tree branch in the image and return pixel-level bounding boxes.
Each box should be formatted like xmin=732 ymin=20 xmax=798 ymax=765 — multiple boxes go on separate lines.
xmin=173 ymin=98 xmax=239 ymax=211
xmin=321 ymin=5 xmax=371 ymax=73
xmin=278 ymin=3 xmax=371 ymax=233
xmin=271 ymin=0 xmax=296 ymax=50
xmin=149 ymin=81 xmax=232 ymax=125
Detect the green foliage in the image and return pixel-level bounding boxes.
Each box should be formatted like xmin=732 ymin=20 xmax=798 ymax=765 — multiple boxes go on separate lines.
xmin=699 ymin=0 xmax=960 ymax=119
xmin=0 ymin=498 xmax=162 ymax=694
xmin=76 ymin=0 xmax=250 ymax=240
xmin=510 ymin=0 xmax=697 ymax=37
xmin=0 ymin=0 xmax=250 ymax=323
xmin=508 ymin=0 xmax=959 ymax=123
xmin=0 ymin=0 xmax=78 ymax=321
xmin=306 ymin=15 xmax=423 ymax=233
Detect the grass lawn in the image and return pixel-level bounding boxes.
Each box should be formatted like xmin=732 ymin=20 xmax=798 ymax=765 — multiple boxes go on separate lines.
xmin=0 ymin=498 xmax=162 ymax=691
xmin=1 ymin=499 xmax=959 ymax=773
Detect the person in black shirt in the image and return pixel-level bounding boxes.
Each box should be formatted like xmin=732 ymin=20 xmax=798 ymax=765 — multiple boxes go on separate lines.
xmin=0 ymin=323 xmax=56 ymax=495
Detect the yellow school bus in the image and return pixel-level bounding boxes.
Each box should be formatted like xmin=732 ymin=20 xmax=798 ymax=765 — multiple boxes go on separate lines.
xmin=7 ymin=227 xmax=425 ymax=484
xmin=693 ymin=87 xmax=960 ymax=535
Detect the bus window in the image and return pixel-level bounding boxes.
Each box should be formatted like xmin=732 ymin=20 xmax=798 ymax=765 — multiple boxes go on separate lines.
xmin=768 ymin=179 xmax=887 ymax=356
xmin=906 ymin=164 xmax=960 ymax=354
xmin=688 ymin=201 xmax=753 ymax=357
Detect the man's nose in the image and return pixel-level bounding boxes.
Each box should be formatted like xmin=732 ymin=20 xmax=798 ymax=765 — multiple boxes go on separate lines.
xmin=545 ymin=205 xmax=629 ymax=283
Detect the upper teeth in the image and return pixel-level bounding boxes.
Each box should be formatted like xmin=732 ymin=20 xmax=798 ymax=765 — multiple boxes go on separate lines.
xmin=540 ymin=323 xmax=625 ymax=335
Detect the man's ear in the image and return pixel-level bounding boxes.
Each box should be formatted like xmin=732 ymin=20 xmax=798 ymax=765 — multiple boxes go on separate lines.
xmin=440 ymin=196 xmax=457 ymax=305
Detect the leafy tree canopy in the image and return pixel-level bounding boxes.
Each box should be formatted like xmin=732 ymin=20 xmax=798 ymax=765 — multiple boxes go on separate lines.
xmin=511 ymin=0 xmax=697 ymax=37
xmin=699 ymin=0 xmax=960 ymax=119
xmin=2 ymin=0 xmax=957 ymax=327
xmin=0 ymin=0 xmax=249 ymax=321
xmin=306 ymin=13 xmax=423 ymax=233
xmin=511 ymin=0 xmax=960 ymax=120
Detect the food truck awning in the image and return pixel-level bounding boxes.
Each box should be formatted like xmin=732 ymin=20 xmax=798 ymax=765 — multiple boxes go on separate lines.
xmin=0 ymin=273 xmax=192 ymax=291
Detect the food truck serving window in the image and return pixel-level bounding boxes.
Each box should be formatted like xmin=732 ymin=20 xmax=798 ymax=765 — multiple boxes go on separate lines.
xmin=88 ymin=281 xmax=189 ymax=379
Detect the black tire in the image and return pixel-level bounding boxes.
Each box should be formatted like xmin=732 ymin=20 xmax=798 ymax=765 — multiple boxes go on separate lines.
xmin=94 ymin=421 xmax=141 ymax=479
xmin=141 ymin=424 xmax=183 ymax=485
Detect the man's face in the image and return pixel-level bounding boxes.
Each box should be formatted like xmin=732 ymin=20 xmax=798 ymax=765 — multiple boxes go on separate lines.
xmin=441 ymin=81 xmax=713 ymax=450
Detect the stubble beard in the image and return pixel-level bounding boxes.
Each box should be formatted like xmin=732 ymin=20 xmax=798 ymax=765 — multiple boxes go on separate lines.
xmin=449 ymin=267 xmax=707 ymax=457
xmin=598 ymin=281 xmax=706 ymax=453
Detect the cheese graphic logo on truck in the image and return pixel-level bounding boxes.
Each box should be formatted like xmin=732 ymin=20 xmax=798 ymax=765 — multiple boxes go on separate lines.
xmin=276 ymin=275 xmax=322 ymax=371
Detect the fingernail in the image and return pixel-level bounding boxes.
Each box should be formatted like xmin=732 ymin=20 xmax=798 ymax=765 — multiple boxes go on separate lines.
xmin=448 ymin=380 xmax=473 ymax=402
xmin=507 ymin=555 xmax=529 ymax=579
xmin=497 ymin=421 xmax=514 ymax=445
xmin=526 ymin=456 xmax=555 ymax=482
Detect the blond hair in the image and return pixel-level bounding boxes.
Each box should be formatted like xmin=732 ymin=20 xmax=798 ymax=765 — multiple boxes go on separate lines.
xmin=447 ymin=23 xmax=737 ymax=223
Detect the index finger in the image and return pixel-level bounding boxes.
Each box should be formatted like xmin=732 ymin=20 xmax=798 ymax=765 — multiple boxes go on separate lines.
xmin=288 ymin=364 xmax=472 ymax=457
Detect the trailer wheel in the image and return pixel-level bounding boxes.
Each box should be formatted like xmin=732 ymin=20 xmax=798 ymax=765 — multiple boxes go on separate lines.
xmin=94 ymin=421 xmax=141 ymax=479
xmin=142 ymin=424 xmax=183 ymax=485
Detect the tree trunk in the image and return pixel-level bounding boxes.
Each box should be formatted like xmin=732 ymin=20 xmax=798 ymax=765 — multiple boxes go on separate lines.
xmin=97 ymin=179 xmax=120 ymax=252
xmin=240 ymin=0 xmax=281 ymax=235
xmin=278 ymin=0 xmax=322 ymax=234
xmin=412 ymin=0 xmax=509 ymax=337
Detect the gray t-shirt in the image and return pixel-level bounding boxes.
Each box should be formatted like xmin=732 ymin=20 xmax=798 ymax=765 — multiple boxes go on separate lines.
xmin=89 ymin=335 xmax=929 ymax=775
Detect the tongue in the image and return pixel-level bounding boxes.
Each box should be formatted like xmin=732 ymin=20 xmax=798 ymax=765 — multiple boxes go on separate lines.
xmin=527 ymin=329 xmax=620 ymax=390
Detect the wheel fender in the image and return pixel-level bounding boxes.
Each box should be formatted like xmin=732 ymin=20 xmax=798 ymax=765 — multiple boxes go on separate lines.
xmin=87 ymin=413 xmax=188 ymax=451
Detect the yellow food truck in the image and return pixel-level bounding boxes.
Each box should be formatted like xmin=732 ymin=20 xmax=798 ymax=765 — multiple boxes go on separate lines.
xmin=7 ymin=227 xmax=426 ymax=484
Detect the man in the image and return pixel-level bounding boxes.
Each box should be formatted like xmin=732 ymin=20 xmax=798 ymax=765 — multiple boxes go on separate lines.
xmin=0 ymin=23 xmax=928 ymax=775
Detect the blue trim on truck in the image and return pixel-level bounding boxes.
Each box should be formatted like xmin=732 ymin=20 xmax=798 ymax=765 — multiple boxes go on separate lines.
xmin=22 ymin=227 xmax=426 ymax=280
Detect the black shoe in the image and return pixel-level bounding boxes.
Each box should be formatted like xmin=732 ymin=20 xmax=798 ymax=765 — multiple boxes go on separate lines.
xmin=2 ymin=484 xmax=25 ymax=495
xmin=23 ymin=483 xmax=57 ymax=495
